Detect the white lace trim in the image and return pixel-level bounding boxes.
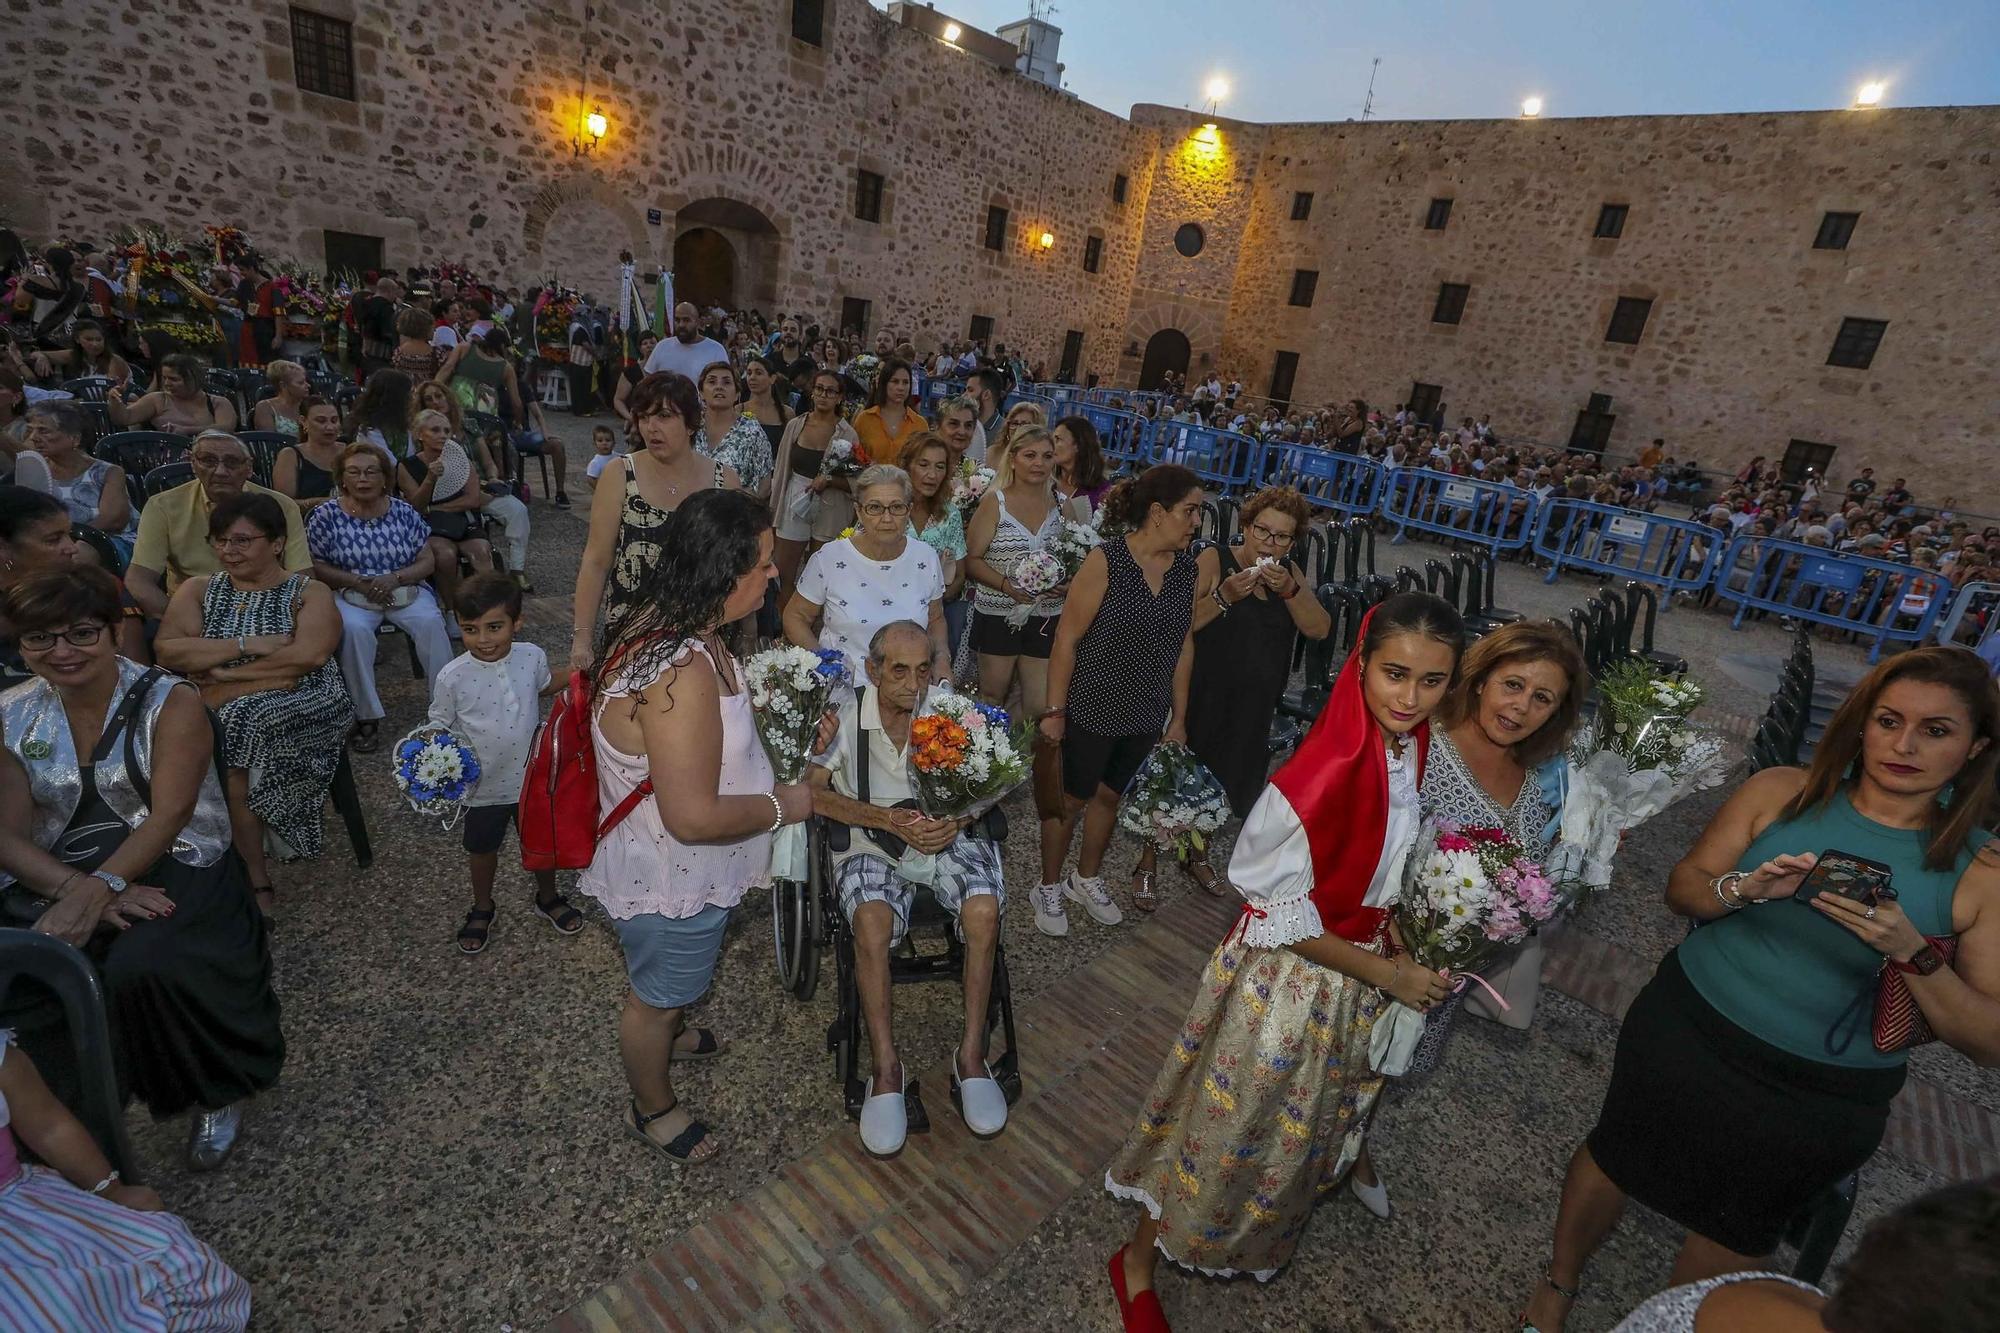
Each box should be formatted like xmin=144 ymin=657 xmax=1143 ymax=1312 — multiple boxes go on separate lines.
xmin=1102 ymin=1173 xmax=1279 ymax=1282
xmin=1240 ymin=891 xmax=1324 ymax=949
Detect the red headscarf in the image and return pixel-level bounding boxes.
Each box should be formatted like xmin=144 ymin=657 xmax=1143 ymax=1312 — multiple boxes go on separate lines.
xmin=1269 ymin=605 xmax=1430 ymax=943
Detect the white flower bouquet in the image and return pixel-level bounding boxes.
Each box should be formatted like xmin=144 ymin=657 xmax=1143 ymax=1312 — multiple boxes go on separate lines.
xmin=1005 ymin=549 xmax=1066 ymax=627
xmin=951 ymin=464 xmax=996 ymax=522
xmin=1115 ymin=742 xmax=1229 ymax=859
xmin=745 ymin=645 xmax=850 ymax=881
xmin=393 ymin=728 xmax=482 ymax=830
xmin=1050 ymin=519 xmax=1102 ymax=577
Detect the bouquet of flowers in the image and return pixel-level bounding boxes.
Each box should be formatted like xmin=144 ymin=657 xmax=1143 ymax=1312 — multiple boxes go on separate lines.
xmin=534 ymin=288 xmax=579 ymax=361
xmin=1004 ymin=549 xmax=1065 ymax=627
xmin=393 ymin=728 xmax=482 ymax=830
xmin=907 ymin=689 xmax=1028 ymax=821
xmin=1550 ymin=661 xmax=1729 ymax=904
xmin=1050 ymin=519 xmax=1101 ymax=578
xmin=117 ymin=226 xmax=222 ymax=349
xmin=202 ymin=225 xmax=250 ymax=266
xmin=745 ymin=645 xmax=850 ymax=880
xmin=842 ymin=352 xmax=883 ymax=399
xmin=821 ymin=436 xmax=869 ymax=479
xmin=1116 ymin=742 xmax=1229 ymax=858
xmin=951 ymin=464 xmax=996 ymax=521
xmin=1370 ymin=821 xmax=1561 ymax=1075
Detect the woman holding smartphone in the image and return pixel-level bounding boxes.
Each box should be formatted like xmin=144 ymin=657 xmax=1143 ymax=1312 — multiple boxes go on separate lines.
xmin=1519 ymin=646 xmax=2000 ymax=1333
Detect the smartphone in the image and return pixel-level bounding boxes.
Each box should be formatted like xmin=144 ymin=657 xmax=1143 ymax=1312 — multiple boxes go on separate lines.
xmin=1796 ymin=850 xmax=1895 ymax=907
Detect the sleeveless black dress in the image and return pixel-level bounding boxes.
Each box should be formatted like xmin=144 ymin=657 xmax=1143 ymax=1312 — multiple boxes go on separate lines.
xmin=1185 ymin=546 xmax=1300 ymax=815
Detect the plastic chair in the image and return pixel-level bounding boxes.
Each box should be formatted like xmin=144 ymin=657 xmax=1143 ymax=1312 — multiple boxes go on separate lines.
xmin=202 ymin=367 xmax=243 ymax=420
xmin=96 ymin=433 xmax=192 ymax=506
xmin=143 ymin=461 xmax=194 ymax=502
xmin=62 ymin=376 xmax=115 ymax=404
xmin=235 ymin=431 xmax=291 ymax=488
xmin=71 ymin=524 xmax=126 ymax=576
xmin=0 ymin=929 xmax=143 ymax=1183
xmin=1393 ymin=565 xmax=1425 ymax=596
xmin=327 ymin=749 xmax=373 ymax=869
xmin=1339 ymin=515 xmax=1377 ymax=584
xmin=1620 ymin=581 xmax=1689 ymax=675
xmin=1786 ymin=1173 xmax=1858 ymax=1285
xmin=507 ymin=424 xmax=553 ymax=497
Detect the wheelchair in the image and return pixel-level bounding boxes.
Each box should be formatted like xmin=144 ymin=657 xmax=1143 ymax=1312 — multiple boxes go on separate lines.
xmin=771 ymin=811 xmax=1022 ymax=1126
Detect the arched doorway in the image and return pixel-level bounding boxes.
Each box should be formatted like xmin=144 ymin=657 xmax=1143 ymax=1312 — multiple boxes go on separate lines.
xmin=519 ymin=175 xmax=649 ymax=297
xmin=1138 ymin=328 xmax=1191 ymax=391
xmin=673 ymin=228 xmax=736 ymax=311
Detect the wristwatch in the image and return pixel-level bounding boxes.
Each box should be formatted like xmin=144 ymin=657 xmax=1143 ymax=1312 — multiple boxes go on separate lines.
xmin=92 ymin=872 xmax=129 ymax=895
xmin=1892 ymin=943 xmax=1946 ymax=976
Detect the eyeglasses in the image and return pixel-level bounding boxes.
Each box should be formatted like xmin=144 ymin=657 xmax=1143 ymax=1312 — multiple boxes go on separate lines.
xmin=192 ymin=454 xmax=250 ymax=470
xmin=1247 ymin=522 xmax=1297 ymax=546
xmin=812 ymin=385 xmax=843 ymax=397
xmin=17 ymin=623 xmax=105 ymax=652
xmin=209 ymin=533 xmax=274 ymax=550
xmin=861 ymin=501 xmax=912 ymax=518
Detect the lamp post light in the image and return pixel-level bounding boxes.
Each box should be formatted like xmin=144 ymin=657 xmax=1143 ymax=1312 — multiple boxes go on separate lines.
xmin=1854 ymin=80 xmax=1886 ymax=108
xmin=1203 ymin=75 xmax=1228 ymax=115
xmin=1520 ymin=95 xmax=1544 ymax=118
xmin=942 ymin=20 xmax=962 ymax=43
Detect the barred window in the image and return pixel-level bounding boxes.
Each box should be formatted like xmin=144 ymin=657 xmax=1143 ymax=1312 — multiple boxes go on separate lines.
xmin=1827 ymin=317 xmax=1888 ymax=370
xmin=289 ymin=8 xmax=355 ymax=101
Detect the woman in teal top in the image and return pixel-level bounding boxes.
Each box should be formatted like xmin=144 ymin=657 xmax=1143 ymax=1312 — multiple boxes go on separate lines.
xmin=896 ymin=431 xmax=969 ymax=652
xmin=1520 ymin=646 xmax=2000 ymax=1333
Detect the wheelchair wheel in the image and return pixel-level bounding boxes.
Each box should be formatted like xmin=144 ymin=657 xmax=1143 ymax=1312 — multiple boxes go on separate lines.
xmin=770 ymin=879 xmax=820 ymax=1000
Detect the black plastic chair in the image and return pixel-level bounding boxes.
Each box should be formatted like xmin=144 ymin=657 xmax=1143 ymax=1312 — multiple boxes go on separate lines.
xmin=1340 ymin=515 xmax=1377 ymax=584
xmin=95 ymin=431 xmax=192 ymax=487
xmin=62 ymin=376 xmax=115 ymax=404
xmin=1393 ymin=565 xmax=1425 ymax=596
xmin=202 ymin=367 xmax=243 ymax=421
xmin=0 ymin=929 xmax=143 ymax=1183
xmin=327 ymin=749 xmax=373 ymax=869
xmin=1214 ymin=494 xmax=1242 ymax=547
xmin=1296 ymin=520 xmax=1332 ymax=590
xmin=1424 ymin=557 xmax=1459 ymax=607
xmin=143 ymin=461 xmax=193 ymax=502
xmin=1786 ymin=1173 xmax=1858 ymax=1285
xmin=506 ymin=421 xmax=554 ymax=497
xmin=1620 ymin=581 xmax=1689 ymax=675
xmin=73 ymin=400 xmax=112 ymax=452
xmin=71 ymin=524 xmax=126 ymax=576
xmin=235 ymin=431 xmax=291 ymax=488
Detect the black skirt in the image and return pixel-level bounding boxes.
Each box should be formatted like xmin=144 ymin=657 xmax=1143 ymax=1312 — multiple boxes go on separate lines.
xmin=1 ymin=851 xmax=285 ymax=1119
xmin=1587 ymin=951 xmax=1903 ymax=1256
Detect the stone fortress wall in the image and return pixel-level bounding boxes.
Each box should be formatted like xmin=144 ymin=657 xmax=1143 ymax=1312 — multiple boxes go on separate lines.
xmin=4 ymin=0 xmax=1995 ymax=497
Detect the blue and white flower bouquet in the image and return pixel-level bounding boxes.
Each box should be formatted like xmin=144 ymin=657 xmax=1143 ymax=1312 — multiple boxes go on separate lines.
xmin=1117 ymin=741 xmax=1230 ymax=859
xmin=393 ymin=728 xmax=482 ymax=830
xmin=745 ymin=645 xmax=851 ymax=879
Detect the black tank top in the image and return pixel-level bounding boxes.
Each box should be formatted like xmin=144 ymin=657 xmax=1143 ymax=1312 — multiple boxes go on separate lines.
xmin=1067 ymin=535 xmax=1197 ymax=736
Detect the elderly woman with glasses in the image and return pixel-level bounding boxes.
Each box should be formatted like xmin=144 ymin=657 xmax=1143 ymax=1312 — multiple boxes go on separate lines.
xmin=0 ymin=566 xmax=284 ymax=1172
xmin=20 ymin=400 xmax=137 ymax=562
xmin=783 ymin=463 xmax=950 ymax=681
xmin=156 ymin=492 xmax=352 ymax=915
xmin=307 ymin=443 xmax=455 ymax=753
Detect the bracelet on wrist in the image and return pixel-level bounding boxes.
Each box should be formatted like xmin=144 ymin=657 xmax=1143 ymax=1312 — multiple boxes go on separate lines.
xmin=764 ymin=791 xmax=785 ymax=833
xmin=90 ymin=1169 xmax=120 ymax=1195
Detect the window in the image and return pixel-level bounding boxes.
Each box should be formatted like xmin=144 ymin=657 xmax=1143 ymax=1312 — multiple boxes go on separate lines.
xmin=1605 ymin=296 xmax=1653 ymax=345
xmin=983 ymin=205 xmax=1009 ymax=252
xmin=289 ymin=7 xmax=355 ymax=100
xmin=1287 ymin=270 xmax=1319 ymax=308
xmin=1594 ymin=203 xmax=1629 ymax=239
xmin=1432 ymin=282 xmax=1469 ymax=325
xmin=1173 ymin=223 xmax=1205 ymax=258
xmin=839 ymin=296 xmax=871 ymax=337
xmin=1407 ymin=382 xmax=1443 ymax=421
xmin=1082 ymin=234 xmax=1103 ymax=274
xmin=1827 ymin=317 xmax=1888 ymax=369
xmin=1780 ymin=439 xmax=1837 ymax=485
xmin=1112 ymin=174 xmax=1129 ymax=204
xmin=1058 ymin=330 xmax=1085 ymax=382
xmin=1290 ymin=191 xmax=1314 ymax=222
xmin=1268 ymin=350 xmax=1300 ymax=407
xmin=1424 ymin=197 xmax=1452 ymax=230
xmin=1569 ymin=393 xmax=1616 ymax=454
xmin=1814 ymin=211 xmax=1860 ymax=251
xmin=791 ymin=0 xmax=825 ymax=46
xmin=323 ymin=229 xmax=383 ymax=277
xmin=968 ymin=315 xmax=994 ymax=346
xmin=854 ymin=169 xmax=884 ymax=223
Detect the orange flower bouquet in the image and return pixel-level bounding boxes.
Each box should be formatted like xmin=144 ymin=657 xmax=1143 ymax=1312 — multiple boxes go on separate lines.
xmin=906 ymin=689 xmax=1029 ymax=820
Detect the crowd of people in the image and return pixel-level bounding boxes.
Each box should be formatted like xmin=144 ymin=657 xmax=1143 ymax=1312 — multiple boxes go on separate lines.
xmin=0 ymin=232 xmax=1996 ymax=1331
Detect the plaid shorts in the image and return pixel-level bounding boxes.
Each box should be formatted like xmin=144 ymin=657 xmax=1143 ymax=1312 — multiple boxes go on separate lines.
xmin=834 ymin=836 xmax=1005 ymax=949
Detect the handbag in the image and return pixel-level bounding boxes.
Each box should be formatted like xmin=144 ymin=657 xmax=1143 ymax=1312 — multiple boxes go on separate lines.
xmin=1873 ymin=935 xmax=1958 ymax=1053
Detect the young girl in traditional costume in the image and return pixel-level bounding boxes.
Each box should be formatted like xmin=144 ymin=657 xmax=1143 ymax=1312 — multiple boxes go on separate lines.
xmin=1103 ymin=593 xmax=1466 ymax=1331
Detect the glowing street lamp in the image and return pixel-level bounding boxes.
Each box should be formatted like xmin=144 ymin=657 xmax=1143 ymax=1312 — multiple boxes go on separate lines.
xmin=1854 ymin=80 xmax=1886 ymax=108
xmin=1205 ymin=75 xmax=1230 ymax=104
xmin=585 ymin=107 xmax=608 ymax=141
xmin=1038 ymin=230 xmax=1055 ymax=251
xmin=942 ymin=21 xmax=962 ymax=43
xmin=1520 ymin=95 xmax=1544 ymax=118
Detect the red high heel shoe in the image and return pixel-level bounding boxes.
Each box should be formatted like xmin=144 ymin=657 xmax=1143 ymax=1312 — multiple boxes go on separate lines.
xmin=1108 ymin=1247 xmax=1171 ymax=1333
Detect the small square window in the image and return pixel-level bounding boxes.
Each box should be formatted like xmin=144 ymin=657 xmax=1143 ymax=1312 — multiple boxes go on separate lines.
xmin=1827 ymin=317 xmax=1888 ymax=369
xmin=983 ymin=205 xmax=1008 ymax=252
xmin=1605 ymin=295 xmax=1653 ymax=345
xmin=1287 ymin=270 xmax=1319 ymax=308
xmin=1432 ymin=282 xmax=1470 ymax=325
xmin=289 ymin=7 xmax=355 ymax=101
xmin=839 ymin=296 xmax=871 ymax=336
xmin=791 ymin=0 xmax=825 ymax=47
xmin=1082 ymin=235 xmax=1103 ymax=274
xmin=1814 ymin=211 xmax=1859 ymax=251
xmin=1112 ymin=174 xmax=1129 ymax=204
xmin=1424 ymin=197 xmax=1453 ymax=230
xmin=1290 ymin=191 xmax=1314 ymax=222
xmin=969 ymin=315 xmax=994 ymax=346
xmin=1594 ymin=203 xmax=1629 ymax=239
xmin=854 ymin=169 xmax=884 ymax=223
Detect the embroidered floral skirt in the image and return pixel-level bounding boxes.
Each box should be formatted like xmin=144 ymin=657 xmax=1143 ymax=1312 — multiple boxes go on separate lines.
xmin=1103 ymin=938 xmax=1387 ymax=1280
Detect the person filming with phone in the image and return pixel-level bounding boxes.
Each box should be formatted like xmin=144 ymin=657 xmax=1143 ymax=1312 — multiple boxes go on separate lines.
xmin=1519 ymin=646 xmax=2000 ymax=1333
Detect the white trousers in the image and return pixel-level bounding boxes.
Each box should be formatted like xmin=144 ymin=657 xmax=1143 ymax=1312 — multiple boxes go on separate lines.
xmin=334 ymin=588 xmax=456 ymax=722
xmin=481 ymin=494 xmax=531 ymax=570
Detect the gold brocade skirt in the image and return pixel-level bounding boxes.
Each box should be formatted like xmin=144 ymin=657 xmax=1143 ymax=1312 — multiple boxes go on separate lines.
xmin=1104 ymin=937 xmax=1387 ymax=1280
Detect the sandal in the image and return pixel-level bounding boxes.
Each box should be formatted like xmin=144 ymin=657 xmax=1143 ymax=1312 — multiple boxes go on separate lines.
xmin=624 ymin=1097 xmax=717 ymax=1165
xmin=1518 ymin=1270 xmax=1580 ymax=1333
xmin=349 ymin=721 xmax=380 ymax=754
xmin=1130 ymin=869 xmax=1159 ymax=913
xmin=1181 ymin=856 xmax=1227 ymax=897
xmin=671 ymin=1027 xmax=730 ymax=1062
xmin=533 ymin=893 xmax=584 ymax=936
xmin=457 ymin=907 xmax=496 ymax=955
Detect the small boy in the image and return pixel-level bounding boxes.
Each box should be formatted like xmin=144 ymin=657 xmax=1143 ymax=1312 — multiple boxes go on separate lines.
xmin=428 ymin=572 xmax=576 ymax=954
xmin=585 ymin=423 xmax=617 ymax=486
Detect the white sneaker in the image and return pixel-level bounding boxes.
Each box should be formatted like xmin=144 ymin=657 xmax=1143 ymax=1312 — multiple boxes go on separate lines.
xmin=952 ymin=1061 xmax=1009 ymax=1138
xmin=859 ymin=1070 xmax=909 ymax=1157
xmin=1065 ymin=871 xmax=1124 ymax=926
xmin=1031 ymin=883 xmax=1069 ymax=937
xmin=1350 ymin=1170 xmax=1391 ymax=1220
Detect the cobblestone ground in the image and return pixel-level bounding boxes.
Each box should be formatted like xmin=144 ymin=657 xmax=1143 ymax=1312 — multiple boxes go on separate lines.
xmin=113 ymin=415 xmax=1997 ymax=1331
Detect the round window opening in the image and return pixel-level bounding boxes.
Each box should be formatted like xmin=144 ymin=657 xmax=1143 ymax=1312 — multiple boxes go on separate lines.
xmin=1173 ymin=223 xmax=1205 ymax=258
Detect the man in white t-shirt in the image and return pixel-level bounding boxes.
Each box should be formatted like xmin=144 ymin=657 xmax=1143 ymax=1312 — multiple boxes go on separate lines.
xmin=642 ymin=302 xmax=728 ymax=380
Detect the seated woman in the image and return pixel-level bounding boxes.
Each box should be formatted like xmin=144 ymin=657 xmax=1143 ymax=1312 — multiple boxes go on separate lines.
xmin=155 ymin=493 xmax=353 ymax=916
xmin=0 ymin=567 xmax=284 ymax=1171
xmin=37 ymin=319 xmax=132 ymax=390
xmin=249 ymin=358 xmax=311 ymax=439
xmin=0 ymin=486 xmax=147 ymax=676
xmin=0 ymin=1030 xmax=251 ymax=1330
xmin=270 ymin=395 xmax=345 ymax=514
xmin=104 ymin=353 xmax=236 ymax=435
xmin=416 ymin=382 xmax=531 ymax=585
xmin=20 ymin=400 xmax=136 ymax=564
xmin=346 ymin=368 xmax=414 ymax=461
xmin=396 ymin=408 xmax=497 ymax=620
xmin=306 ymin=444 xmax=455 ymax=753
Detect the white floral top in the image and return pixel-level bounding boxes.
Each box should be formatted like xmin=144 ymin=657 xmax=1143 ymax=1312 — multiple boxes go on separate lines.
xmin=697 ymin=414 xmax=774 ymax=495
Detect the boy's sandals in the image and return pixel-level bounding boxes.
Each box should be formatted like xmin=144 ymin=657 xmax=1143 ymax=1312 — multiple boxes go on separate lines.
xmin=533 ymin=893 xmax=585 ymax=935
xmin=457 ymin=907 xmax=496 ymax=954
xmin=625 ymin=1097 xmax=719 ymax=1165
xmin=348 ymin=720 xmax=380 ymax=753
xmin=1130 ymin=869 xmax=1159 ymax=913
xmin=1182 ymin=856 xmax=1228 ymax=897
xmin=672 ymin=1027 xmax=730 ymax=1062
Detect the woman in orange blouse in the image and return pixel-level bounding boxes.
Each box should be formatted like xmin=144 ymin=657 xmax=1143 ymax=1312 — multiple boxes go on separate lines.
xmin=850 ymin=358 xmax=928 ymax=465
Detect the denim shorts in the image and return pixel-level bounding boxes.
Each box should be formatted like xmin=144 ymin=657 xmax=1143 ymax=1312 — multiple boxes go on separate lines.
xmin=609 ymin=904 xmax=733 ymax=1009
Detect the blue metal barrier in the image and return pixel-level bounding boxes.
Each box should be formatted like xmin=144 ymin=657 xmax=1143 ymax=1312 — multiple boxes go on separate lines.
xmin=1260 ymin=442 xmax=1383 ymax=518
xmin=1029 ymin=383 xmax=1082 ymax=414
xmin=1382 ymin=468 xmax=1540 ymax=555
xmin=1150 ymin=422 xmax=1261 ymax=491
xmin=1075 ymin=405 xmax=1151 ymax=473
xmin=1531 ymin=498 xmax=1720 ymax=601
xmin=1002 ymin=389 xmax=1058 ymax=418
xmin=1716 ymin=534 xmax=1951 ymax=661
xmin=919 ymin=380 xmax=965 ymax=415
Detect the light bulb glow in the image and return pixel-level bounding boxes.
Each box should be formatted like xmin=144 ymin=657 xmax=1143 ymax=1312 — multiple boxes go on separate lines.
xmin=585 ymin=108 xmax=607 ymax=140
xmin=1205 ymin=75 xmax=1229 ymax=104
xmin=1855 ymin=80 xmax=1886 ymax=107
xmin=942 ymin=21 xmax=962 ymax=42
xmin=1520 ymin=96 xmax=1544 ymax=118
xmin=1038 ymin=230 xmax=1055 ymax=250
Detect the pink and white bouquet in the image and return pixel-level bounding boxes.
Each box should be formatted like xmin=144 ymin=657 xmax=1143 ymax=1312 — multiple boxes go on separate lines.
xmin=908 ymin=689 xmax=1029 ymax=821
xmin=1371 ymin=821 xmax=1560 ymax=1075
xmin=951 ymin=464 xmax=996 ymax=521
xmin=1005 ymin=550 xmax=1065 ymax=627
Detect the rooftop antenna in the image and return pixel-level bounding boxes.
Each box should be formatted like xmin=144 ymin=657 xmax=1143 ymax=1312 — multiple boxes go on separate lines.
xmin=1361 ymin=55 xmax=1381 ymax=120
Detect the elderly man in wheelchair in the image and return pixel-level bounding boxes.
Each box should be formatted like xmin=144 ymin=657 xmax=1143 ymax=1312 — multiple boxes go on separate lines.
xmin=807 ymin=620 xmax=1011 ymax=1157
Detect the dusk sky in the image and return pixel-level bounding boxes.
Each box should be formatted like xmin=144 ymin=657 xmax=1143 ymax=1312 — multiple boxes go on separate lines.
xmin=886 ymin=0 xmax=2000 ymax=123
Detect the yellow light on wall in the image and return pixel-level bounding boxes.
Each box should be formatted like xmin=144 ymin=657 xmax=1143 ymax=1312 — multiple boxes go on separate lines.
xmin=585 ymin=107 xmax=608 ymax=141
xmin=1038 ymin=230 xmax=1055 ymax=250
xmin=942 ymin=21 xmax=962 ymax=42
xmin=1520 ymin=95 xmax=1544 ymax=118
xmin=1854 ymin=80 xmax=1886 ymax=107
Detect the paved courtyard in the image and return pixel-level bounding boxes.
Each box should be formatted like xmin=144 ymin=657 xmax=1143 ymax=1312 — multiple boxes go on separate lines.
xmin=110 ymin=414 xmax=2000 ymax=1332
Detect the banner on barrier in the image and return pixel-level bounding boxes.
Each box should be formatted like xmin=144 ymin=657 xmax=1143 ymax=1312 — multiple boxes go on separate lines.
xmin=1716 ymin=533 xmax=1950 ymax=662
xmin=1531 ymin=498 xmax=1722 ymax=599
xmin=1261 ymin=442 xmax=1383 ymax=517
xmin=1382 ymin=468 xmax=1539 ymax=554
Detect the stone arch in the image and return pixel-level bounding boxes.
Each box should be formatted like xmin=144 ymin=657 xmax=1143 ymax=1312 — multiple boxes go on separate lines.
xmin=1121 ymin=295 xmax=1226 ymax=385
xmin=519 ymin=172 xmax=650 ymax=295
xmin=655 ymin=145 xmax=798 ymax=313
xmin=674 ymin=227 xmax=737 ymax=312
xmin=671 ymin=196 xmax=783 ymax=315
xmin=1138 ymin=328 xmax=1192 ymax=391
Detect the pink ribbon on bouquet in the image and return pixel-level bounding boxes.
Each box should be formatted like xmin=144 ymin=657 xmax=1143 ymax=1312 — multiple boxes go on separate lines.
xmin=1446 ymin=969 xmax=1511 ymax=1013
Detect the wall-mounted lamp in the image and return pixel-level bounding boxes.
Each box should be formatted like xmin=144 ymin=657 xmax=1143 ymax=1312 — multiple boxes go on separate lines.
xmin=1038 ymin=230 xmax=1055 ymax=251
xmin=942 ymin=21 xmax=962 ymax=43
xmin=573 ymin=104 xmax=607 ymax=156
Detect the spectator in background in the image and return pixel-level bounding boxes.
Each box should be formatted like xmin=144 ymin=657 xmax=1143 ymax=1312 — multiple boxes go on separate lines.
xmin=105 ymin=353 xmax=237 ymax=434
xmin=642 ymin=302 xmax=728 ymax=381
xmin=612 ymin=331 xmax=661 ymax=425
xmin=358 ymin=275 xmax=403 ymax=377
xmin=694 ymin=361 xmax=774 ymax=501
xmin=785 ymin=464 xmax=949 ymax=680
xmin=21 ymin=400 xmax=135 ymax=563
xmin=271 ymin=396 xmax=346 ymax=515
xmin=348 ymin=368 xmax=416 ymax=461
xmin=396 ymin=409 xmax=497 ymax=622
xmin=850 ymin=358 xmax=928 ymax=465
xmin=249 ymin=359 xmax=311 ymax=439
xmin=0 ymin=486 xmax=148 ymax=672
xmin=126 ymin=431 xmax=308 ymax=619
xmin=391 ymin=305 xmax=440 ymax=383
xmin=1845 ymin=467 xmax=1877 ymax=503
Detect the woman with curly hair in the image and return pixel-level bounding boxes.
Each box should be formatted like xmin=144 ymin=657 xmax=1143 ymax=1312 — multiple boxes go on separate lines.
xmin=579 ymin=488 xmax=813 ymax=1166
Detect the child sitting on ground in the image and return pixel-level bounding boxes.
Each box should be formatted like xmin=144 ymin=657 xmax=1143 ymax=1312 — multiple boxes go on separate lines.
xmin=0 ymin=1028 xmax=252 ymax=1328
xmin=585 ymin=423 xmax=617 ymax=486
xmin=427 ymin=572 xmax=575 ymax=954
